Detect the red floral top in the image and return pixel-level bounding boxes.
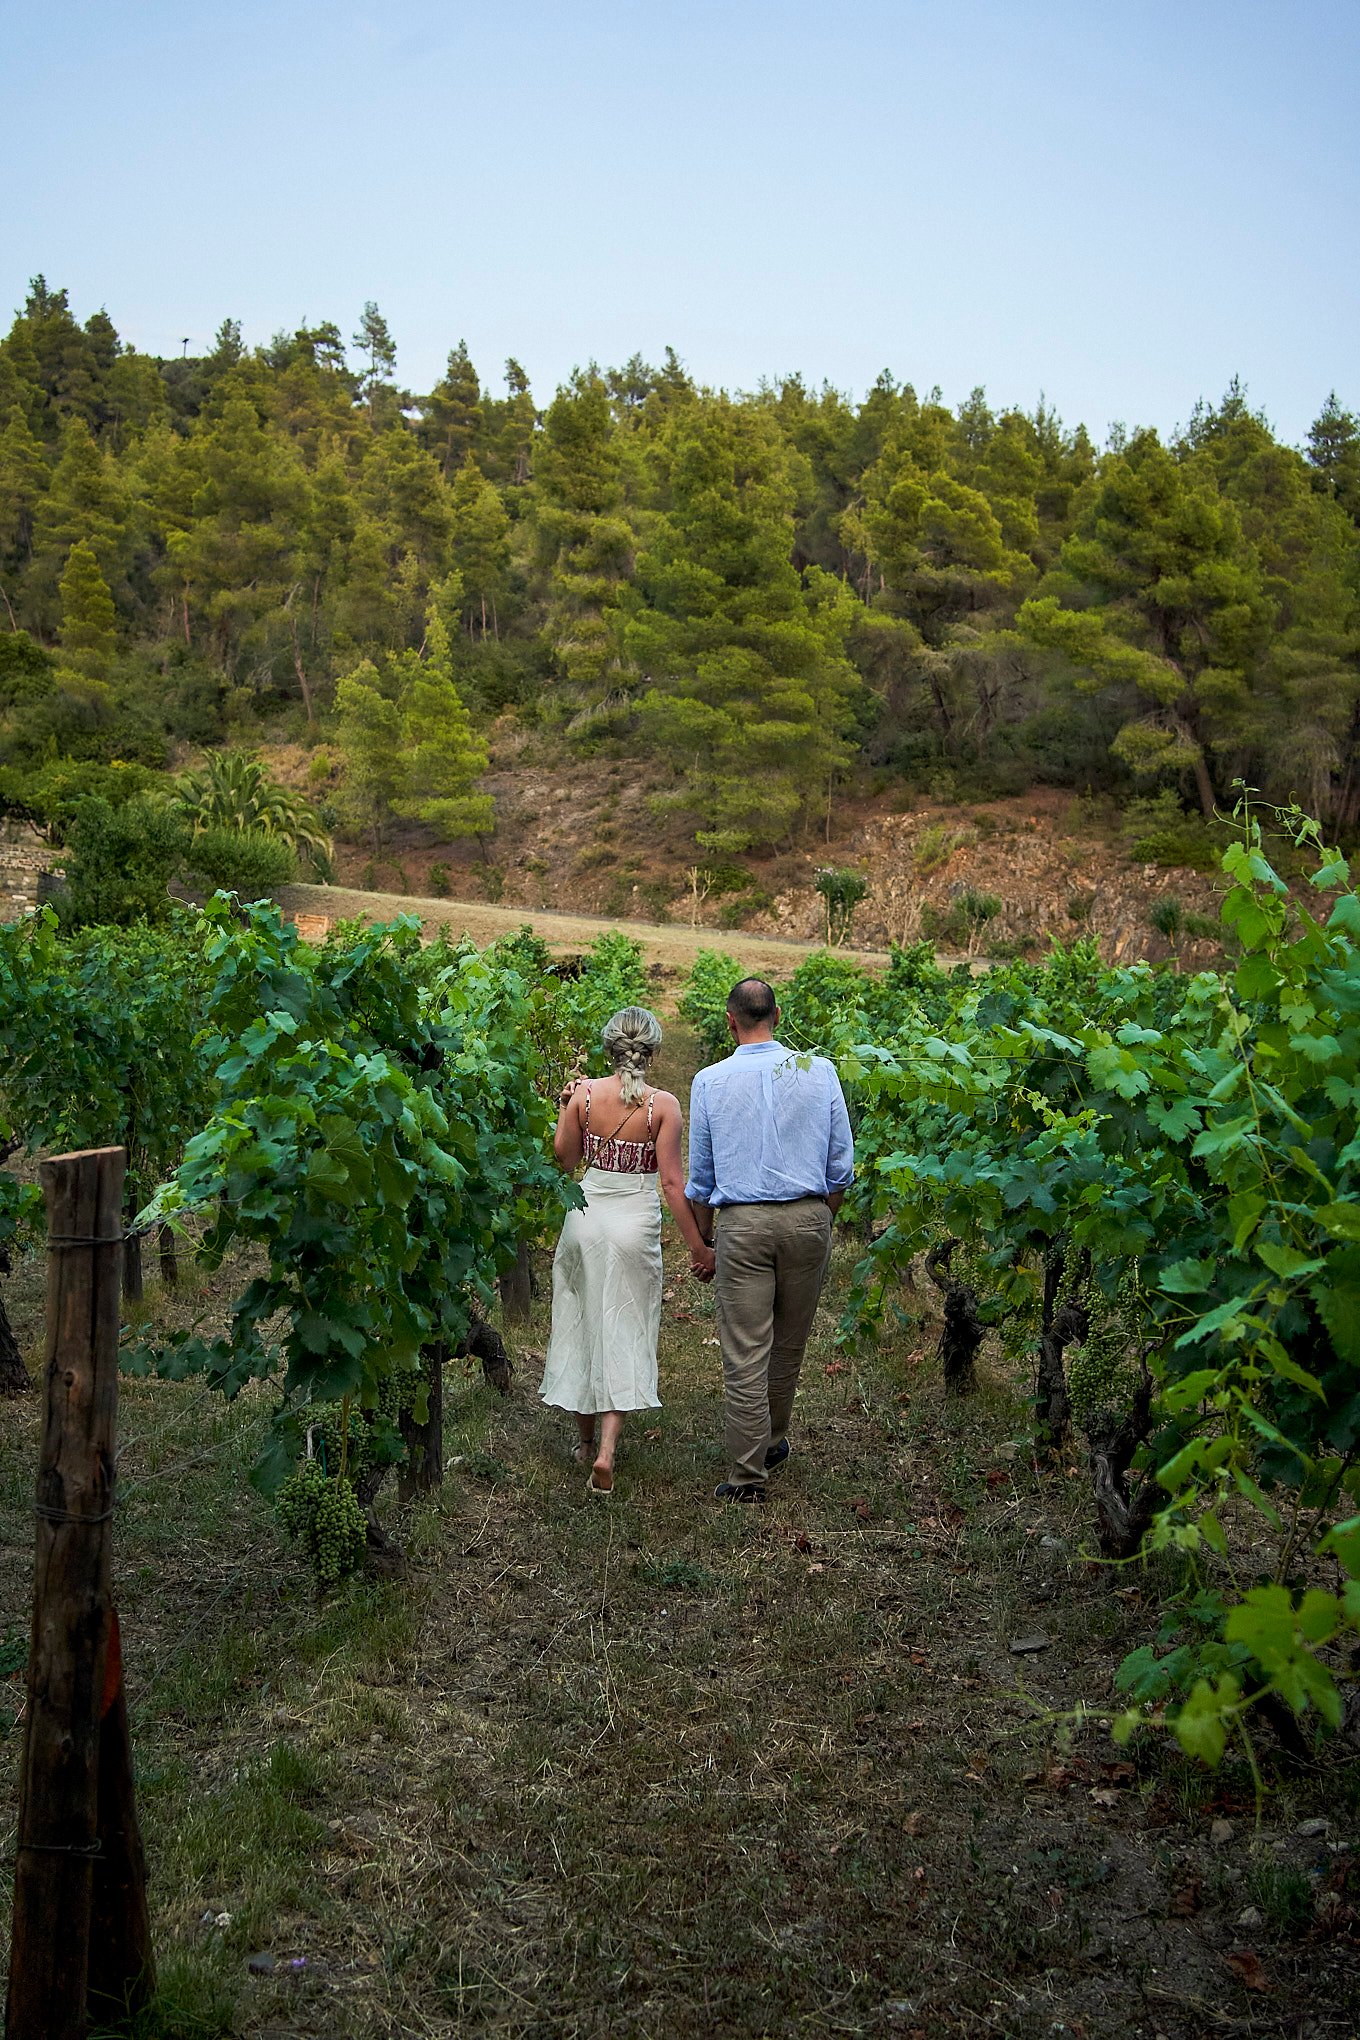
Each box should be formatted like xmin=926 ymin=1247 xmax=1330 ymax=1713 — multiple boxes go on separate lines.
xmin=582 ymin=1085 xmax=658 ymax=1174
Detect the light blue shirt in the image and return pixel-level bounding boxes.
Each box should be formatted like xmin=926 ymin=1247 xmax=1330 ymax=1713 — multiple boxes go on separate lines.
xmin=685 ymin=1040 xmax=855 ymax=1208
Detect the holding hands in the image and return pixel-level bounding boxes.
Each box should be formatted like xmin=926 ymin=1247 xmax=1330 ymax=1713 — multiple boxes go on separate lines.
xmin=689 ymin=1241 xmax=716 ymax=1282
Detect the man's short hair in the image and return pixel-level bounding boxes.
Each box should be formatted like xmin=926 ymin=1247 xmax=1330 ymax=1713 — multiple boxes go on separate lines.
xmin=727 ymin=977 xmax=777 ymax=1027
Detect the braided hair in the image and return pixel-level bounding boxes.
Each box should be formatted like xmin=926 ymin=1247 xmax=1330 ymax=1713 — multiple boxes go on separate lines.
xmin=601 ymin=1006 xmax=662 ymax=1105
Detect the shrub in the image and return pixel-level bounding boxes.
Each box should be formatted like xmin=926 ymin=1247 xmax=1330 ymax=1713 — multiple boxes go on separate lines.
xmin=176 ymin=751 xmax=332 ymax=874
xmin=428 ymin=861 xmax=451 ymax=898
xmin=814 ymin=867 xmax=869 ymax=946
xmin=55 ymin=796 xmax=187 ymax=928
xmin=702 ymin=862 xmax=754 ymax=898
xmin=913 ymin=822 xmax=970 ymax=875
xmin=1120 ymin=791 xmax=1221 ymax=871
xmin=958 ymin=887 xmax=1001 ymax=926
xmin=718 ymin=886 xmax=772 ymax=930
xmin=183 ymin=827 xmax=297 ymax=897
xmin=677 ymin=949 xmax=743 ymax=1062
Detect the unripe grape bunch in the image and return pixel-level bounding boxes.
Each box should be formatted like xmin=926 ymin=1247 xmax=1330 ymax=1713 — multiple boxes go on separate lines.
xmin=1063 ymin=1265 xmax=1144 ymax=1427
xmin=275 ymin=1457 xmax=367 ymax=1583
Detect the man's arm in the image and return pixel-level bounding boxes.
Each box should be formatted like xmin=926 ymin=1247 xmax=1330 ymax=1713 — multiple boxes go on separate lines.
xmin=684 ymin=1073 xmax=716 ymax=1243
xmin=824 ymin=1065 xmax=855 ymax=1217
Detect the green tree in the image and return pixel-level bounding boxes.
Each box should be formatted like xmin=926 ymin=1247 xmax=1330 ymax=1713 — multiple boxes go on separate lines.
xmin=532 ymin=368 xmax=632 ymax=689
xmin=628 ymin=397 xmax=860 ymax=849
xmin=392 ymin=609 xmax=493 ymax=840
xmin=448 ymin=458 xmax=510 ymax=635
xmin=56 ymin=796 xmax=186 ymax=927
xmin=1020 ymin=430 xmax=1273 ymax=813
xmin=164 ymin=387 xmax=308 ymax=684
xmin=58 ymin=538 xmax=117 ymax=677
xmin=9 ymin=277 xmax=104 ymax=433
xmin=1307 ymin=392 xmax=1360 ymax=527
xmin=30 ymin=416 xmax=130 ymax=621
xmin=334 ymin=663 xmax=405 ymax=850
xmin=351 ymin=301 xmax=398 ymax=422
xmin=420 ymin=340 xmax=482 ymax=476
xmin=490 ymin=357 xmax=536 ymax=486
xmin=0 ymin=405 xmax=49 ymax=590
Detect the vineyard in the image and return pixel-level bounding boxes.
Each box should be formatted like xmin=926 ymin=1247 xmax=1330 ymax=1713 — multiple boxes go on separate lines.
xmin=1 ymin=800 xmax=1359 ymax=2036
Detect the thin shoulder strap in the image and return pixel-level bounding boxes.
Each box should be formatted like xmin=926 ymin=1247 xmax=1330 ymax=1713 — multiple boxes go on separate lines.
xmin=646 ymin=1089 xmax=656 ymax=1134
xmin=583 ymin=1083 xmax=592 ymax=1130
xmin=600 ymin=1097 xmax=644 ymax=1144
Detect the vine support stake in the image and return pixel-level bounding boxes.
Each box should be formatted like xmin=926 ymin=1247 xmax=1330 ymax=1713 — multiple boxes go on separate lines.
xmin=5 ymin=1146 xmax=154 ymax=2040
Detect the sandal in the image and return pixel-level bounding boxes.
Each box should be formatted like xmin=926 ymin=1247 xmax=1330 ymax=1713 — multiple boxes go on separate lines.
xmin=586 ymin=1469 xmax=614 ymax=1495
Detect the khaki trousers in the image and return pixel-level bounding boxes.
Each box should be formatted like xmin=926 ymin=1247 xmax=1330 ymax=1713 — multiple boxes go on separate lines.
xmin=713 ymin=1198 xmax=834 ymax=1485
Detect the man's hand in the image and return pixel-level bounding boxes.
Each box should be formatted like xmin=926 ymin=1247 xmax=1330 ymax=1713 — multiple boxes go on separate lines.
xmin=558 ymin=1072 xmax=584 ymax=1109
xmin=689 ymin=1243 xmax=716 ymax=1282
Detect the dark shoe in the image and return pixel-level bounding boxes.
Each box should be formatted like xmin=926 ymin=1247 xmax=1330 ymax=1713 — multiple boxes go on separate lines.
xmin=714 ymin=1481 xmax=766 ymax=1504
xmin=764 ymin=1438 xmax=791 ymax=1473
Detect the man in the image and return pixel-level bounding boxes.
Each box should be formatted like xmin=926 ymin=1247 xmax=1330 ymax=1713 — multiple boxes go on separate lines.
xmin=685 ymin=977 xmax=855 ymax=1502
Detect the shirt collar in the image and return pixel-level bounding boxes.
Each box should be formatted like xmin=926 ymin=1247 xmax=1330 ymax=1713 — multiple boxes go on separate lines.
xmin=732 ymin=1039 xmax=785 ymax=1055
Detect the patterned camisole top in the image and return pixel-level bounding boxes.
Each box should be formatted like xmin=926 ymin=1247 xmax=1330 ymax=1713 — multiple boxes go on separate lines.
xmin=581 ymin=1084 xmax=658 ymax=1174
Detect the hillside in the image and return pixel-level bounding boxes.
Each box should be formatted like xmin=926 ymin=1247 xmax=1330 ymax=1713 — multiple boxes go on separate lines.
xmin=285 ymin=736 xmax=1230 ymax=971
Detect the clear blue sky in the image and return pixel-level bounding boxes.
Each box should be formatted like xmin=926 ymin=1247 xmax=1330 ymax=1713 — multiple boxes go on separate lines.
xmin=5 ymin=0 xmax=1357 ymax=446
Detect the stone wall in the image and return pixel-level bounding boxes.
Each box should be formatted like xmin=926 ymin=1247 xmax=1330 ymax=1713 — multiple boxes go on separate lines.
xmin=0 ymin=821 xmax=56 ymax=923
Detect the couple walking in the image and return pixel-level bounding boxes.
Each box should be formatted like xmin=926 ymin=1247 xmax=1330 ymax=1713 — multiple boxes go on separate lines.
xmin=538 ymin=978 xmax=855 ymax=1499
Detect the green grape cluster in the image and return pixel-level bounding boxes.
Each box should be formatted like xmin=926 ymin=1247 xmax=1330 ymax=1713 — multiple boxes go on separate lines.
xmin=1063 ymin=1265 xmax=1145 ymax=1427
xmin=274 ymin=1458 xmax=367 ymax=1584
xmin=307 ymin=1372 xmax=412 ymax=1483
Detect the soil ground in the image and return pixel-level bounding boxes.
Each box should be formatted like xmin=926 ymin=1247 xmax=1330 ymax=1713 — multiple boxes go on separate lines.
xmin=2 ymin=1022 xmax=1356 ymax=2040
xmin=282 ymin=733 xmax=1229 ymax=973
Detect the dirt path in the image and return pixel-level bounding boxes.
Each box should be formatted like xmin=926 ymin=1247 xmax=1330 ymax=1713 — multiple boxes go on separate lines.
xmin=276 ymin=881 xmax=908 ymax=973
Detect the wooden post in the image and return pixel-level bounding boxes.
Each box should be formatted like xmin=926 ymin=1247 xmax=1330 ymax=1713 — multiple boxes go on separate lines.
xmin=5 ymin=1146 xmax=153 ymax=2040
xmin=87 ymin=1610 xmax=154 ymax=2020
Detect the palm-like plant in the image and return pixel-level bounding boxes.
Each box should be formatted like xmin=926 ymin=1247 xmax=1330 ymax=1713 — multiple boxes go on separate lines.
xmin=176 ymin=752 xmax=332 ymax=875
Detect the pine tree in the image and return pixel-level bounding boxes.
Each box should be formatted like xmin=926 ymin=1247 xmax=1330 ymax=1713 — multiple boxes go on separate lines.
xmin=58 ymin=538 xmax=117 ymax=676
xmin=1019 ymin=429 xmax=1272 ymax=813
xmin=31 ymin=415 xmax=128 ymax=573
xmin=1307 ymin=393 xmax=1360 ymax=526
xmin=532 ymin=369 xmax=631 ymax=687
xmin=448 ymin=459 xmax=510 ymax=635
xmin=334 ymin=663 xmax=405 ymax=850
xmin=499 ymin=358 xmax=536 ymax=484
xmin=420 ymin=340 xmax=482 ymax=476
xmin=12 ymin=277 xmax=104 ymax=431
xmin=391 ymin=609 xmax=493 ymax=840
xmin=628 ymin=396 xmax=860 ymax=850
xmin=0 ymin=405 xmax=50 ymax=574
xmin=352 ymin=302 xmax=398 ymax=421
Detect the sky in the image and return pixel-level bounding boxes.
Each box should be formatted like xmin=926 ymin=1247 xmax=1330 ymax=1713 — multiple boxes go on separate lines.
xmin=4 ymin=0 xmax=1358 ymax=447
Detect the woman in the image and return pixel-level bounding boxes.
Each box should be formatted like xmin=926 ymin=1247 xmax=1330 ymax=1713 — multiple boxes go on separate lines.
xmin=540 ymin=1006 xmax=715 ymax=1493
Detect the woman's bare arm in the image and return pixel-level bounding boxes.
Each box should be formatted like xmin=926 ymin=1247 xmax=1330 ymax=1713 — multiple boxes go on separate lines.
xmin=553 ymin=1078 xmax=585 ymax=1170
xmin=653 ymin=1095 xmax=715 ymax=1270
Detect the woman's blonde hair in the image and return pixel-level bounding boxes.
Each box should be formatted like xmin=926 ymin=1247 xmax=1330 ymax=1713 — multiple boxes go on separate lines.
xmin=601 ymin=1006 xmax=662 ymax=1104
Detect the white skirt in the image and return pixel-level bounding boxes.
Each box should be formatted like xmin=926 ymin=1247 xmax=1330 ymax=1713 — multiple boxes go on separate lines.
xmin=539 ymin=1167 xmax=663 ymax=1415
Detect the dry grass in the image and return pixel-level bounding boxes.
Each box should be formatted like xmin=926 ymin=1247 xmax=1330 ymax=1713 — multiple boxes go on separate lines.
xmin=1 ymin=1030 xmax=1357 ymax=2037
xmin=274 ymin=882 xmax=900 ymax=975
